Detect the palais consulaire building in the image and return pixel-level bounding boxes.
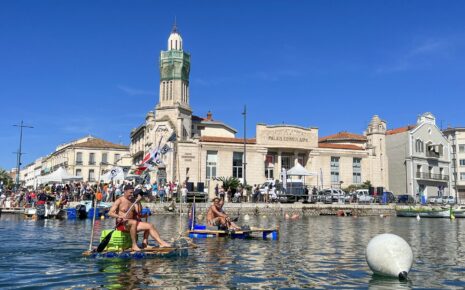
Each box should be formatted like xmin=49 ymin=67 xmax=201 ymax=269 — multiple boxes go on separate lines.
xmin=129 ymin=24 xmax=389 ymax=192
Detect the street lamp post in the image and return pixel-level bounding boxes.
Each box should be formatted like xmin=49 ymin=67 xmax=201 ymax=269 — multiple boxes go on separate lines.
xmin=242 ymin=105 xmax=247 ymax=188
xmin=13 ymin=120 xmax=33 ymax=191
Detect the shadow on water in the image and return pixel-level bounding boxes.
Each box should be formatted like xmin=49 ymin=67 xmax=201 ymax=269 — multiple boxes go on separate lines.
xmin=368 ymin=275 xmax=412 ymax=290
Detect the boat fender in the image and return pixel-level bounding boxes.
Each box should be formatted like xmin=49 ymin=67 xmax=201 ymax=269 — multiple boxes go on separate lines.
xmin=366 ymin=233 xmax=413 ymax=280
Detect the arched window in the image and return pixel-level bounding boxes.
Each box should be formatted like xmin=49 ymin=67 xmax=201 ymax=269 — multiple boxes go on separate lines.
xmin=416 ymin=139 xmax=424 ymax=153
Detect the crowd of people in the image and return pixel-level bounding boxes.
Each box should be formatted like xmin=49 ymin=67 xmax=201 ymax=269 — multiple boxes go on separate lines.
xmin=0 ymin=180 xmax=192 ymax=209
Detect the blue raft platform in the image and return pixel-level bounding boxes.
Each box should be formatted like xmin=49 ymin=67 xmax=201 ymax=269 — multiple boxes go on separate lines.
xmin=82 ymin=247 xmax=188 ymax=259
xmin=188 ymin=226 xmax=279 ymax=240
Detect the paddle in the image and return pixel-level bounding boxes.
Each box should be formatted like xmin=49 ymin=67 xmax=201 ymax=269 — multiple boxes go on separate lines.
xmin=95 ymin=196 xmax=140 ymax=252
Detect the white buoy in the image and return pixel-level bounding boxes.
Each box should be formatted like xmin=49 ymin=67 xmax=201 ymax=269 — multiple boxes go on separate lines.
xmin=366 ymin=233 xmax=413 ymax=280
xmin=243 ymin=214 xmax=250 ymax=221
xmin=416 ymin=214 xmax=420 ymax=221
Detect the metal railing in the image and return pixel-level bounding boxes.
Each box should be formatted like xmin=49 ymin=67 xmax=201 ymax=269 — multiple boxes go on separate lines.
xmin=416 ymin=171 xmax=449 ymax=181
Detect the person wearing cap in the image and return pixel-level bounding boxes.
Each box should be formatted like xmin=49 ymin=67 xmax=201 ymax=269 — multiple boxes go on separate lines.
xmin=108 ymin=184 xmax=170 ymax=251
xmin=206 ymin=196 xmax=240 ymax=230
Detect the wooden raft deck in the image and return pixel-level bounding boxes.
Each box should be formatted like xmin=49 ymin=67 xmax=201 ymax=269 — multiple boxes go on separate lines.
xmin=82 ymin=247 xmax=188 ymax=259
xmin=188 ymin=226 xmax=279 ymax=240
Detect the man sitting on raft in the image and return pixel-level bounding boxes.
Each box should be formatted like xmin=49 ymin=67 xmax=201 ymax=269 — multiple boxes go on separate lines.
xmin=108 ymin=184 xmax=170 ymax=251
xmin=206 ymin=196 xmax=240 ymax=230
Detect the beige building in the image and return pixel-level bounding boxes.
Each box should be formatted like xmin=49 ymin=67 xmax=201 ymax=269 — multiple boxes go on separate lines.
xmin=130 ymin=24 xmax=389 ymax=192
xmin=443 ymin=127 xmax=465 ymax=201
xmin=21 ymin=136 xmax=131 ymax=187
xmin=386 ymin=113 xmax=451 ymax=199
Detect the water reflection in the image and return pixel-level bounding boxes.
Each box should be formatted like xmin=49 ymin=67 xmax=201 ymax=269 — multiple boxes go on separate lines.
xmin=1 ymin=214 xmax=465 ymax=288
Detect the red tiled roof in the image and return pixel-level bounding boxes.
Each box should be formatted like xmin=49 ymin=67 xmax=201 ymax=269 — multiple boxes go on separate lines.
xmin=319 ymin=131 xmax=367 ymax=142
xmin=200 ymin=136 xmax=256 ymax=144
xmin=318 ymin=143 xmax=364 ymax=150
xmin=192 ymin=115 xmax=206 ymax=121
xmin=386 ymin=125 xmax=416 ymax=135
xmin=72 ymin=138 xmax=128 ymax=150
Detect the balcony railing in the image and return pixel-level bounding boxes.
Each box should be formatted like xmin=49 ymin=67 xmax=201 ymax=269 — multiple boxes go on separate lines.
xmin=416 ymin=172 xmax=449 ymax=181
xmin=76 ymin=161 xmax=83 ymax=165
xmin=88 ymin=161 xmax=96 ymax=165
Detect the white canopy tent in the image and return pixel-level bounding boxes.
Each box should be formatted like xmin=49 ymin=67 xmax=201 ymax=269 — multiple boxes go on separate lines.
xmin=38 ymin=167 xmax=82 ymax=184
xmin=286 ymin=163 xmax=316 ymax=177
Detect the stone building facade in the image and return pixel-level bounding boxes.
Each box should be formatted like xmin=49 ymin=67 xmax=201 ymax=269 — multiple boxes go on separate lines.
xmin=443 ymin=127 xmax=465 ymax=202
xmin=129 ymin=24 xmax=390 ymax=192
xmin=20 ymin=136 xmax=132 ymax=187
xmin=386 ymin=112 xmax=451 ymax=199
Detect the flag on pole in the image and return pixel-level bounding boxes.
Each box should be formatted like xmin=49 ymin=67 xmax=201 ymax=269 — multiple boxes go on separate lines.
xmin=160 ymin=144 xmax=172 ymax=155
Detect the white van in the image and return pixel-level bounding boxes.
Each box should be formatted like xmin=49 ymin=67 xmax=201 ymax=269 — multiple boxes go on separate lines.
xmin=355 ymin=189 xmax=373 ymax=203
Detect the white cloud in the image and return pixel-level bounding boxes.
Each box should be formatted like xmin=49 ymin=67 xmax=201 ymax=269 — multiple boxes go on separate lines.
xmin=376 ymin=38 xmax=454 ymax=73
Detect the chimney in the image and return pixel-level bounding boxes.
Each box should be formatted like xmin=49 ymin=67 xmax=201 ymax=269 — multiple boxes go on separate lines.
xmin=206 ymin=111 xmax=212 ymax=121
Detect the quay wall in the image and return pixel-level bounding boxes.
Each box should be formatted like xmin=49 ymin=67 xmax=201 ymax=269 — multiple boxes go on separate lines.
xmin=69 ymin=202 xmax=396 ymax=217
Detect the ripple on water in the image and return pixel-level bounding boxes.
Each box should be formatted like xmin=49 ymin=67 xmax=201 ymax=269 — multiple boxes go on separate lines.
xmin=1 ymin=214 xmax=465 ymax=288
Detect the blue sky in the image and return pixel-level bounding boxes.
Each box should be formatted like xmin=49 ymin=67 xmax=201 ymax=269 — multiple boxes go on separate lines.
xmin=1 ymin=0 xmax=465 ymax=170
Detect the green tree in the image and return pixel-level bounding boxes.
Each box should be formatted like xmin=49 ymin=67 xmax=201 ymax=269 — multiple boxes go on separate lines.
xmin=214 ymin=176 xmax=241 ymax=193
xmin=0 ymin=168 xmax=13 ymax=189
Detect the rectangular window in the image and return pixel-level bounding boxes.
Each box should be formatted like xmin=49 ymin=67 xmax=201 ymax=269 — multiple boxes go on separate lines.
xmin=232 ymin=152 xmax=243 ymax=178
xmin=265 ymin=168 xmax=274 ymax=180
xmin=75 ymin=169 xmax=82 ymax=176
xmin=353 ymin=158 xmax=362 ymax=184
xmin=76 ymin=152 xmax=83 ymax=165
xmin=102 ymin=153 xmax=108 ymax=164
xmin=89 ymin=153 xmax=95 ymax=165
xmin=265 ymin=154 xmax=275 ymax=180
xmin=461 ymin=173 xmax=465 ymax=181
xmin=460 ymin=144 xmax=465 ymax=153
xmin=88 ymin=169 xmax=95 ymax=181
xmin=460 ymin=159 xmax=465 ymax=167
xmin=206 ymin=151 xmax=217 ymax=179
xmin=331 ymin=156 xmax=340 ymax=184
xmin=114 ymin=154 xmax=121 ymax=163
xmin=281 ymin=155 xmax=292 ymax=170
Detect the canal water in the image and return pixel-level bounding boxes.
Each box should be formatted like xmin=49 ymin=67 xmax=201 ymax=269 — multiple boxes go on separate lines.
xmin=0 ymin=213 xmax=465 ymax=289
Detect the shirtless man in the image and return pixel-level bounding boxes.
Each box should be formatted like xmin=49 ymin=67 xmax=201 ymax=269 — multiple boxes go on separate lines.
xmin=108 ymin=185 xmax=170 ymax=251
xmin=206 ymin=196 xmax=240 ymax=230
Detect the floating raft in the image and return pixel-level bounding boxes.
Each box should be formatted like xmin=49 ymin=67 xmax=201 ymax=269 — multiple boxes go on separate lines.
xmin=188 ymin=226 xmax=279 ymax=240
xmin=82 ymin=247 xmax=188 ymax=259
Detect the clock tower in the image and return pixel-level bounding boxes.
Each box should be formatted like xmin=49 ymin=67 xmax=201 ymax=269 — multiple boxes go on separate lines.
xmin=156 ymin=22 xmax=192 ymax=141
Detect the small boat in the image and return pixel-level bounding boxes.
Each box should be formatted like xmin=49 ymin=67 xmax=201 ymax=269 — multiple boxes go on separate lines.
xmin=452 ymin=206 xmax=465 ymax=218
xmin=188 ymin=226 xmax=279 ymax=240
xmin=395 ymin=206 xmax=450 ymax=218
xmin=25 ymin=203 xmax=66 ymax=219
xmin=187 ymin=201 xmax=278 ymax=240
xmin=83 ymin=229 xmax=191 ymax=259
xmin=73 ymin=200 xmax=111 ymax=219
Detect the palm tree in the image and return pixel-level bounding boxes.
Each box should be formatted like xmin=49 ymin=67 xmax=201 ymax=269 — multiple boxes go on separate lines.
xmin=0 ymin=168 xmax=13 ymax=190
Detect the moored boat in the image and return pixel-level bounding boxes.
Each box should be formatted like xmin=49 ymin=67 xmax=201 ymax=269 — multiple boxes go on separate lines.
xmin=452 ymin=206 xmax=465 ymax=218
xmin=395 ymin=206 xmax=450 ymax=218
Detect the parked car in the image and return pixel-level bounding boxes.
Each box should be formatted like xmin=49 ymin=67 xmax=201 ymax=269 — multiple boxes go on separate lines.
xmin=429 ymin=196 xmax=443 ymax=204
xmin=378 ymin=191 xmax=396 ymax=204
xmin=323 ymin=188 xmax=346 ymax=203
xmin=443 ymin=196 xmax=455 ymax=204
xmin=259 ymin=180 xmax=275 ymax=195
xmin=355 ymin=189 xmax=374 ymax=203
xmin=317 ymin=191 xmax=333 ymax=203
xmin=397 ymin=194 xmax=415 ymax=204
